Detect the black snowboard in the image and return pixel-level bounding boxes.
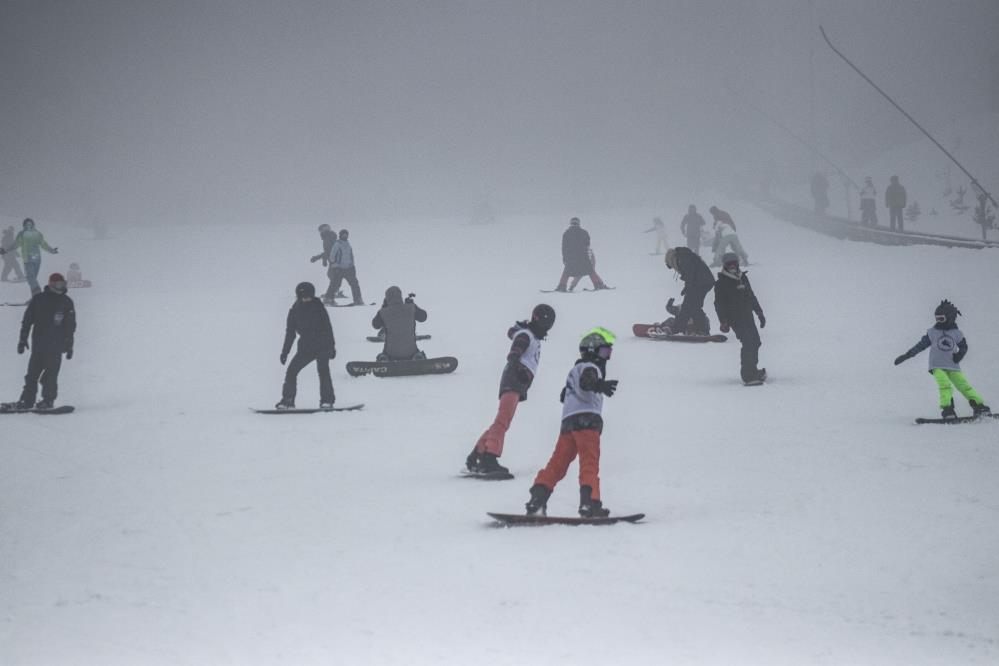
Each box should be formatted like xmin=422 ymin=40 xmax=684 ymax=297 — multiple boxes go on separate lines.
xmin=459 ymin=469 xmax=515 ymax=481
xmin=367 ymin=335 xmax=431 ymax=343
xmin=251 ymin=404 xmax=364 ymax=414
xmin=0 ymin=403 xmax=75 ymax=415
xmin=487 ymin=512 xmax=645 ymax=526
xmin=346 ymin=357 xmax=458 ymax=377
xmin=915 ymin=413 xmax=998 ymax=425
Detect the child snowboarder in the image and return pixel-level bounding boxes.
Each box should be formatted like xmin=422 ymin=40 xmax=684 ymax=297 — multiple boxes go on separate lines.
xmin=276 ymin=281 xmax=337 ymax=409
xmin=12 ymin=273 xmax=75 ymax=410
xmin=713 ymin=253 xmax=766 ymax=385
xmin=893 ymin=300 xmax=990 ymax=419
xmin=525 ymin=327 xmax=619 ymax=517
xmin=465 ymin=304 xmax=556 ymax=476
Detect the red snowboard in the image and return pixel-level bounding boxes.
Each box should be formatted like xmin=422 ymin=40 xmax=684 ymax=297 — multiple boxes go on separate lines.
xmin=632 ymin=323 xmax=727 ymax=343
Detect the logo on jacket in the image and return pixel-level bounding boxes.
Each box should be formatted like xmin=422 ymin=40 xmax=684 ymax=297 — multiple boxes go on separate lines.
xmin=934 ymin=336 xmax=956 ymax=352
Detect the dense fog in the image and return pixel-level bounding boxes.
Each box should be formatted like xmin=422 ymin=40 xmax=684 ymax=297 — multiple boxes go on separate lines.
xmin=0 ymin=1 xmax=996 ymax=225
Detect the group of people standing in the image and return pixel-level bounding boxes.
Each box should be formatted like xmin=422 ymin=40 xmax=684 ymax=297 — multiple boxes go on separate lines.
xmin=677 ymin=205 xmax=750 ymax=267
xmin=859 ymin=175 xmax=908 ymax=231
xmin=0 ymin=218 xmax=60 ymax=295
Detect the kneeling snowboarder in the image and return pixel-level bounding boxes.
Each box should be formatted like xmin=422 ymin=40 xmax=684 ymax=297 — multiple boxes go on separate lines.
xmin=465 ymin=304 xmax=556 ymax=477
xmin=525 ymin=327 xmax=619 ymax=518
xmin=663 ymin=247 xmax=714 ymax=335
xmin=713 ymin=253 xmax=766 ymax=385
xmin=276 ymin=281 xmax=336 ymax=409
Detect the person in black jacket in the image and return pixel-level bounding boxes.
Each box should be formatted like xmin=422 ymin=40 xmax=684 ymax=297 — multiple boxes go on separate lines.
xmin=15 ymin=273 xmax=76 ymax=409
xmin=713 ymin=253 xmax=766 ymax=384
xmin=554 ymin=217 xmax=609 ymax=292
xmin=680 ymin=205 xmax=706 ymax=253
xmin=309 ymin=224 xmax=343 ymax=303
xmin=276 ymin=281 xmax=336 ymax=409
xmin=663 ymin=247 xmax=714 ymax=335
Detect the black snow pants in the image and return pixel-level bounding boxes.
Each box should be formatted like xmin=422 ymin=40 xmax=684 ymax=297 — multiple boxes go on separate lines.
xmin=330 ymin=267 xmax=364 ymax=304
xmin=20 ymin=348 xmax=63 ymax=405
xmin=676 ymin=284 xmax=711 ymax=335
xmin=282 ymin=350 xmax=334 ymax=405
xmin=732 ymin=321 xmax=762 ymax=382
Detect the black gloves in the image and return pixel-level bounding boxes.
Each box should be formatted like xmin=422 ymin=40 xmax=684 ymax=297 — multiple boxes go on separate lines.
xmin=405 ymin=293 xmax=416 ymax=304
xmin=757 ymin=311 xmax=766 ymax=329
xmin=280 ymin=351 xmax=288 ymax=365
xmin=665 ymin=297 xmax=679 ymax=315
xmin=51 ymin=247 xmax=58 ymax=254
xmin=65 ymin=348 xmax=73 ymax=360
xmin=329 ymin=347 xmax=337 ymax=360
xmin=17 ymin=341 xmax=27 ymax=354
xmin=719 ymin=321 xmax=730 ymax=333
xmin=597 ymin=379 xmax=618 ymax=397
xmin=893 ymin=353 xmax=910 ymax=366
xmin=559 ymin=386 xmax=567 ymax=403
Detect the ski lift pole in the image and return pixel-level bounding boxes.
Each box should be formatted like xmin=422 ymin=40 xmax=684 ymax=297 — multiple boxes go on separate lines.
xmin=820 ymin=26 xmax=997 ymax=210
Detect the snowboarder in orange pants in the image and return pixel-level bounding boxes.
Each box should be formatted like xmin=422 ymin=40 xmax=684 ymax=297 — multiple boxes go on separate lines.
xmin=466 ymin=304 xmax=556 ymax=476
xmin=525 ymin=327 xmax=619 ymax=517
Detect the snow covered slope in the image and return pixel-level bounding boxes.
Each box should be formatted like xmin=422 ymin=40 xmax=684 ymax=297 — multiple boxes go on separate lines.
xmin=2 ymin=202 xmax=998 ymax=665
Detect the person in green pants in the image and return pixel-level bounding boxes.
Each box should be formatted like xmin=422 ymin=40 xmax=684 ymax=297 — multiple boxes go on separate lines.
xmin=894 ymin=300 xmax=990 ymax=419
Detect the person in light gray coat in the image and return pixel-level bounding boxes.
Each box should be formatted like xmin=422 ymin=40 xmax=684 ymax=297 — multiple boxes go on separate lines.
xmin=372 ymin=286 xmax=427 ymax=361
xmin=328 ymin=229 xmax=364 ymax=305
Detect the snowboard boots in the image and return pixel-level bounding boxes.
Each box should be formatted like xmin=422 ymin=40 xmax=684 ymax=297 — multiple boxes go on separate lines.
xmin=275 ymin=399 xmax=295 ymax=410
xmin=465 ymin=448 xmax=481 ymax=473
xmin=525 ymin=484 xmax=552 ymax=516
xmin=578 ymin=485 xmax=610 ymax=518
xmin=478 ymin=452 xmax=508 ymax=475
xmin=941 ymin=400 xmax=957 ymax=420
xmin=970 ymin=400 xmax=992 ymax=417
xmin=34 ymin=399 xmax=54 ymax=410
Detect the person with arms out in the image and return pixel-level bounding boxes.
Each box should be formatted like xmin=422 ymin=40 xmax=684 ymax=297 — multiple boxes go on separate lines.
xmin=1 ymin=218 xmax=58 ymax=296
xmin=713 ymin=253 xmax=766 ymax=385
xmin=553 ymin=217 xmax=609 ymax=292
xmin=276 ymin=281 xmax=336 ymax=409
xmin=372 ymin=286 xmax=427 ymax=361
xmin=885 ymin=175 xmax=907 ymax=232
xmin=465 ymin=304 xmax=556 ymax=476
xmin=860 ymin=177 xmax=878 ymax=227
xmin=643 ymin=217 xmax=669 ymax=255
xmin=525 ymin=328 xmax=619 ymax=518
xmin=893 ymin=300 xmax=989 ymax=420
xmin=663 ymin=246 xmax=714 ymax=335
xmin=0 ymin=225 xmax=24 ymax=281
xmin=13 ymin=273 xmax=75 ymax=410
xmin=680 ymin=205 xmax=706 ymax=253
xmin=708 ymin=206 xmax=748 ymax=267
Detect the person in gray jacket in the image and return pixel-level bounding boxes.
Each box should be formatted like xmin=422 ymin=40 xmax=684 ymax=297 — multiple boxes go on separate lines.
xmin=372 ymin=286 xmax=428 ymax=361
xmin=328 ymin=229 xmax=364 ymax=305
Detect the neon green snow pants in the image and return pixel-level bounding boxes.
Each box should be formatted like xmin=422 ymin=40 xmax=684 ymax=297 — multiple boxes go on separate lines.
xmin=931 ymin=369 xmax=984 ymax=407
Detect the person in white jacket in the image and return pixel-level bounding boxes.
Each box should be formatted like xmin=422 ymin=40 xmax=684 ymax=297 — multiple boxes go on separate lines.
xmin=860 ymin=177 xmax=877 ymax=227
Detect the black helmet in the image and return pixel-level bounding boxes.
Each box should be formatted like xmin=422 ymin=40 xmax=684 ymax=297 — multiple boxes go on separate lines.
xmin=530 ymin=304 xmax=556 ymax=334
xmin=338 ymin=229 xmax=349 ymax=240
xmin=22 ymin=218 xmax=34 ymax=229
xmin=295 ymin=281 xmax=316 ymax=299
xmin=934 ymin=299 xmax=960 ymax=325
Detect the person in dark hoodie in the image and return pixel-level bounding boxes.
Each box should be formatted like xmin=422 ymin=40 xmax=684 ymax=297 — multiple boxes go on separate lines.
xmin=14 ymin=273 xmax=76 ymax=409
xmin=713 ymin=253 xmax=766 ymax=385
xmin=276 ymin=281 xmax=337 ymax=409
xmin=893 ymin=299 xmax=989 ymax=419
xmin=372 ymin=286 xmax=427 ymax=361
xmin=553 ymin=217 xmax=609 ymax=292
xmin=309 ymin=223 xmax=340 ymax=302
xmin=680 ymin=205 xmax=706 ymax=253
xmin=663 ymin=246 xmax=714 ymax=335
xmin=465 ymin=304 xmax=557 ymax=476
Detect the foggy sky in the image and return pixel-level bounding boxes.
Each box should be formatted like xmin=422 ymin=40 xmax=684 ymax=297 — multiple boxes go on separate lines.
xmin=1 ymin=0 xmax=996 ymax=226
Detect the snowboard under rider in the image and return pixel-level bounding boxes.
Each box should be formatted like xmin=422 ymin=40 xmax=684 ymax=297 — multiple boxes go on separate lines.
xmin=525 ymin=327 xmax=619 ymax=518
xmin=14 ymin=273 xmax=75 ymax=410
xmin=276 ymin=281 xmax=337 ymax=409
xmin=663 ymin=246 xmax=713 ymax=336
xmin=893 ymin=300 xmax=990 ymax=420
xmin=713 ymin=253 xmax=766 ymax=384
xmin=554 ymin=217 xmax=609 ymax=292
xmin=372 ymin=286 xmax=427 ymax=361
xmin=465 ymin=304 xmax=557 ymax=476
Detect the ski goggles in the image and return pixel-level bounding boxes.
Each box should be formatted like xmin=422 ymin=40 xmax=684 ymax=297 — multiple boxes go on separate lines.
xmin=934 ymin=315 xmax=947 ymax=323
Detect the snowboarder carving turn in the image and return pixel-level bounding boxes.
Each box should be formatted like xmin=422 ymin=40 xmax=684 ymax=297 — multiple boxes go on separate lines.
xmin=713 ymin=253 xmax=766 ymax=385
xmin=275 ymin=281 xmax=336 ymax=410
xmin=465 ymin=304 xmax=556 ymax=478
xmin=9 ymin=273 xmax=75 ymax=410
xmin=894 ymin=300 xmax=990 ymax=421
xmin=525 ymin=327 xmax=619 ymax=518
xmin=552 ymin=217 xmax=609 ymax=292
xmin=663 ymin=247 xmax=714 ymax=336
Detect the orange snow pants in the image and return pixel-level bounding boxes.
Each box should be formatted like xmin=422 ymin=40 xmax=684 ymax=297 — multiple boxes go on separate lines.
xmin=474 ymin=391 xmax=521 ymax=456
xmin=533 ymin=429 xmax=602 ymax=499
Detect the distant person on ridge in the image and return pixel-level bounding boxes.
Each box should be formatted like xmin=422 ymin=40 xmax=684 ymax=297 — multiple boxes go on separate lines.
xmin=810 ymin=171 xmax=830 ymax=215
xmin=680 ymin=205 xmax=706 ymax=253
xmin=372 ymin=287 xmax=427 ymax=361
xmin=553 ymin=217 xmax=609 ymax=292
xmin=860 ymin=176 xmax=878 ymax=227
xmin=885 ymin=175 xmax=907 ymax=232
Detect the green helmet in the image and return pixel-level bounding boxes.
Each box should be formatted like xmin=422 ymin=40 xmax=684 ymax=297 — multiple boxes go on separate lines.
xmin=579 ymin=327 xmax=616 ymax=356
